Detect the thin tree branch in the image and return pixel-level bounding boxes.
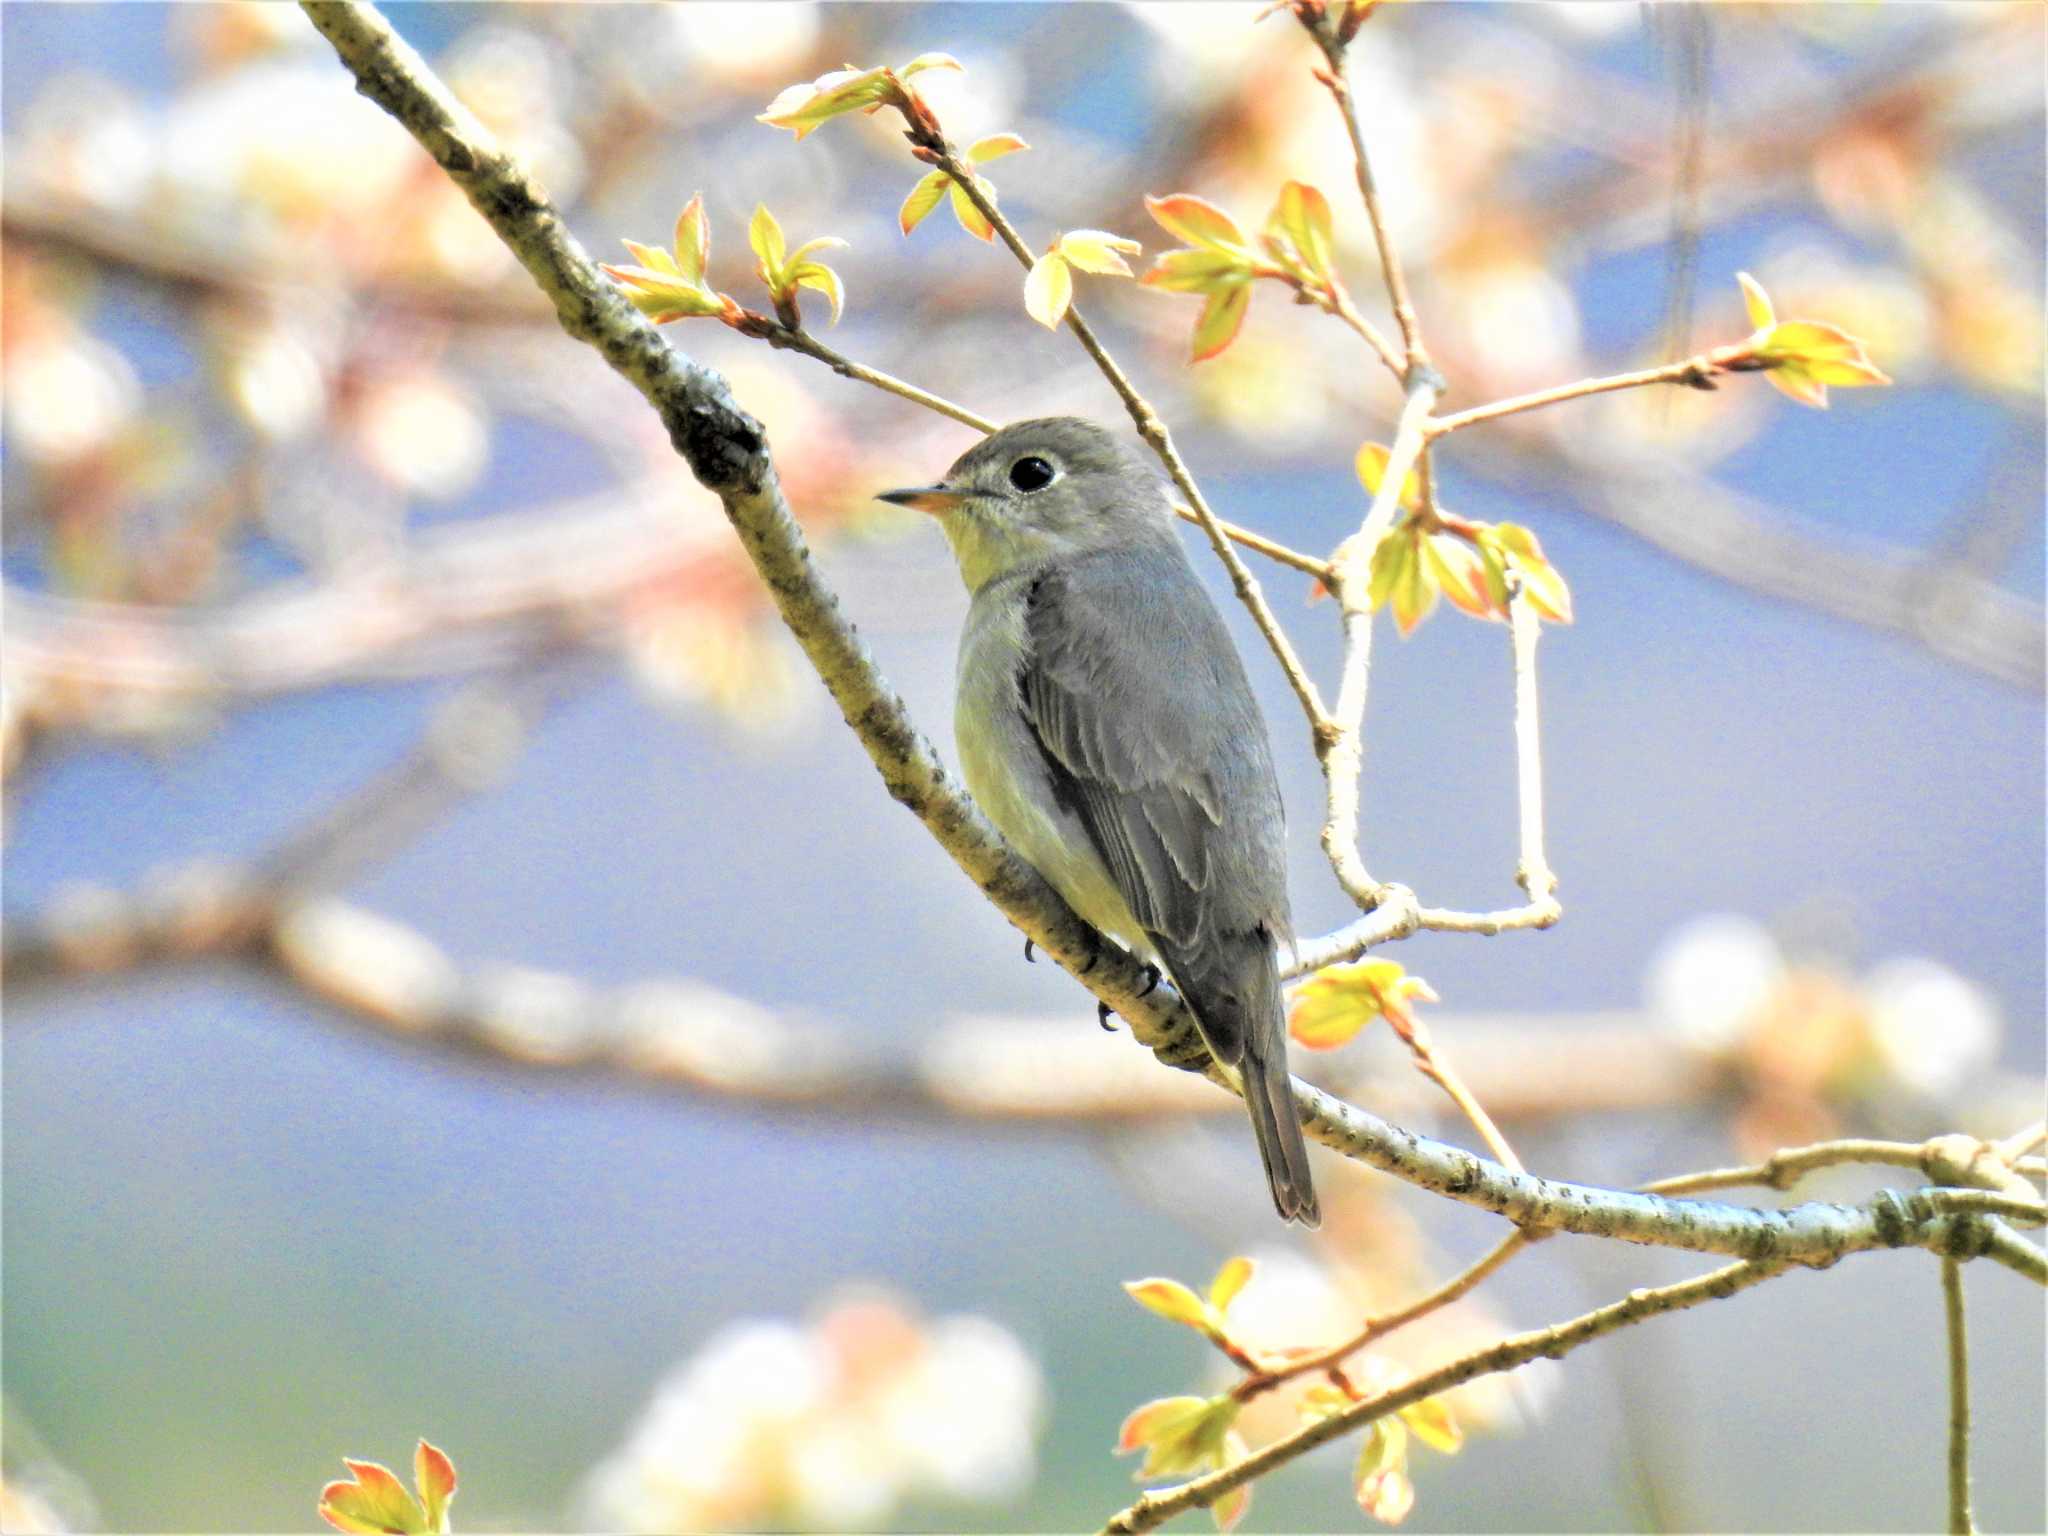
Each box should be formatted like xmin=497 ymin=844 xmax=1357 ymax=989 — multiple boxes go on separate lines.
xmin=1942 ymin=1256 xmax=1975 ymax=1536
xmin=1318 ymin=374 xmax=1441 ymax=906
xmin=1426 ymin=356 xmax=1721 ymax=438
xmin=1233 ymin=1228 xmax=1532 ymax=1403
xmin=1101 ymin=1255 xmax=1788 ymax=1535
xmin=1308 ymin=26 xmax=1429 ymax=375
xmin=1507 ymin=586 xmax=1561 ymax=913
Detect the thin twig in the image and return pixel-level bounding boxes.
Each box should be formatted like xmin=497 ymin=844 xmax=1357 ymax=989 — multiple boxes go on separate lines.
xmin=1325 ymin=284 xmax=1404 ymax=379
xmin=1942 ymin=1257 xmax=1975 ymax=1535
xmin=1234 ymin=1228 xmax=1532 ymax=1403
xmin=1508 ymin=586 xmax=1561 ymax=910
xmin=1996 ymin=1122 xmax=2047 ymax=1161
xmin=1101 ymin=1255 xmax=1786 ymax=1535
xmin=1427 ymin=356 xmax=1720 ymax=438
xmin=1923 ymin=1189 xmax=2046 ymax=1227
xmin=1413 ymin=1038 xmax=1524 ymax=1172
xmin=1644 ymin=1138 xmax=1949 ymax=1197
xmin=1978 ymin=1222 xmax=2046 ymax=1284
xmin=1318 ymin=375 xmax=1441 ymax=905
xmin=747 ymin=318 xmax=997 ymax=432
xmin=930 ymin=145 xmax=1334 ymax=736
xmin=1311 ymin=35 xmax=1429 ymax=374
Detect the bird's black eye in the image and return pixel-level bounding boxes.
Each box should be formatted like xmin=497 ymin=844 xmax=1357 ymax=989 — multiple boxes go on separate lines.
xmin=1008 ymin=455 xmax=1056 ymax=492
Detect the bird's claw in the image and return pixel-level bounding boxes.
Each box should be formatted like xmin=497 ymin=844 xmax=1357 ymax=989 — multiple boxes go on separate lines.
xmin=1139 ymin=963 xmax=1161 ymax=997
xmin=1097 ymin=1000 xmax=1117 ymax=1030
xmin=1023 ymin=937 xmax=1036 ymax=963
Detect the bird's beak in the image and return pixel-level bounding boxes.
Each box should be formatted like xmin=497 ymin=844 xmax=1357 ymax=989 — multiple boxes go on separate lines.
xmin=877 ymin=483 xmax=967 ymax=515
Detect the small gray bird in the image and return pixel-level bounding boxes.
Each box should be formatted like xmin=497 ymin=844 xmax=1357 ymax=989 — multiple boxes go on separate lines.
xmin=880 ymin=417 xmax=1319 ymax=1226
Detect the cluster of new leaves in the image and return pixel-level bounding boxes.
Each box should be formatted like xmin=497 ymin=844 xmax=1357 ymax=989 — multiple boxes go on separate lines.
xmin=1733 ymin=272 xmax=1892 ymax=409
xmin=1139 ymin=183 xmax=1342 ymax=361
xmin=1025 ymin=231 xmax=1144 ymax=329
xmin=1350 ymin=445 xmax=1573 ymax=636
xmin=601 ymin=194 xmax=847 ymax=333
xmin=1118 ymin=1259 xmax=1464 ymax=1528
xmin=901 ymin=132 xmax=1028 ymax=241
xmin=319 ymin=1441 xmax=456 ymax=1535
xmin=754 ymin=53 xmax=963 ymax=142
xmin=748 ymin=204 xmax=847 ymax=327
xmin=1289 ymin=957 xmax=1439 ymax=1051
xmin=1304 ymin=1366 xmax=1464 ymax=1526
xmin=598 ymin=195 xmax=738 ymax=326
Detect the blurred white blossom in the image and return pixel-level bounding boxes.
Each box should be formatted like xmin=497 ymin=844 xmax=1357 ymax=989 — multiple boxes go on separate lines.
xmin=579 ymin=1290 xmax=1044 ymax=1532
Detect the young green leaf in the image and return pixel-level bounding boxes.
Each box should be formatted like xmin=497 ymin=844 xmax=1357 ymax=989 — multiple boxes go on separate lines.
xmin=1190 ymin=281 xmax=1253 ymax=363
xmin=1207 ymin=1255 xmax=1255 ymax=1314
xmin=1261 ymin=180 xmax=1338 ymax=293
xmin=1116 ymin=1394 xmax=1243 ymax=1481
xmin=1354 ymin=441 xmax=1423 ymax=514
xmin=414 ymin=1442 xmax=457 ymax=1532
xmin=1733 ymin=271 xmax=1892 ymax=408
xmin=1145 ymin=193 xmax=1252 ymax=256
xmin=1123 ymin=1276 xmax=1214 ymax=1332
xmin=1025 ymin=250 xmax=1075 ymax=328
xmin=1355 ymin=1416 xmax=1416 ymax=1525
xmin=1056 ymin=229 xmax=1142 ymax=277
xmin=1289 ymin=959 xmax=1439 ymax=1050
xmin=899 ymin=169 xmax=951 ymax=235
xmin=950 ymin=178 xmax=997 ymax=242
xmin=320 ymin=1459 xmax=425 ymax=1535
xmin=747 ymin=203 xmax=786 ymax=274
xmin=602 ymin=194 xmax=738 ymax=325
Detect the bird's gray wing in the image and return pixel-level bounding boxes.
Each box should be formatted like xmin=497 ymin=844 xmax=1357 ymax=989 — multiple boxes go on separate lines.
xmin=1016 ymin=544 xmax=1288 ymax=994
xmin=1019 ymin=542 xmax=1317 ymax=1225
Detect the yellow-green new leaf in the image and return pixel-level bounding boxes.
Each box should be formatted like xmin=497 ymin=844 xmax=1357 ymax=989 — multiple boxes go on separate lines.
xmin=1263 ymin=180 xmax=1337 ymax=290
xmin=1290 ymin=958 xmax=1439 ymax=1049
xmin=620 ymin=238 xmax=679 ymax=278
xmin=1737 ymin=270 xmax=1776 ymax=332
xmin=1123 ymin=1276 xmax=1213 ymax=1331
xmin=1146 ymin=193 xmax=1251 ymax=256
xmin=793 ymin=260 xmax=846 ymax=325
xmin=1025 ymin=251 xmax=1075 ymax=328
xmin=1488 ymin=522 xmax=1573 ymax=623
xmin=319 ymin=1459 xmax=428 ymax=1536
xmin=757 ymin=66 xmax=896 ymax=140
xmin=748 ymin=203 xmax=786 ymax=273
xmin=674 ymin=194 xmax=710 ymax=284
xmin=1423 ymin=532 xmax=1500 ymax=621
xmin=1116 ymin=1394 xmax=1243 ymax=1481
xmin=1354 ymin=441 xmax=1423 ymax=514
xmin=1056 ymin=229 xmax=1142 ymax=277
xmin=1190 ymin=280 xmax=1252 ymax=362
xmin=967 ymin=132 xmax=1029 ymax=162
xmin=950 ymin=178 xmax=996 ymax=242
xmin=1208 ymin=1255 xmax=1254 ymax=1313
xmin=1355 ymin=1416 xmax=1415 ymax=1525
xmin=1141 ymin=248 xmax=1250 ymax=294
xmin=900 ymin=169 xmax=951 ymax=234
xmin=1398 ymin=1394 xmax=1463 ymax=1455
xmin=414 ymin=1442 xmax=456 ymax=1533
xmin=899 ymin=52 xmax=964 ymax=79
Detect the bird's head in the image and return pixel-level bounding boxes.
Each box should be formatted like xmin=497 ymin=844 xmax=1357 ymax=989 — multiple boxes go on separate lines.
xmin=879 ymin=416 xmax=1167 ymax=590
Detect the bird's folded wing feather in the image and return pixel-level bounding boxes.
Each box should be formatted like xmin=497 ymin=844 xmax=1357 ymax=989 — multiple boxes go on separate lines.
xmin=1017 ymin=551 xmax=1288 ymax=1046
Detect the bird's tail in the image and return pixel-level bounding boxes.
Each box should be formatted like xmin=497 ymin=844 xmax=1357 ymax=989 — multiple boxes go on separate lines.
xmin=1159 ymin=929 xmax=1320 ymax=1228
xmin=1240 ymin=1035 xmax=1321 ymax=1228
